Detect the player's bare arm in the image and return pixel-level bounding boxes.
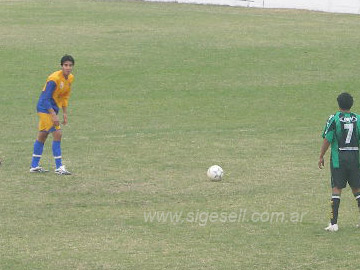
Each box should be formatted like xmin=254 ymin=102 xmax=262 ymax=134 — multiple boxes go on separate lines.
xmin=48 ymin=108 xmax=59 ymax=127
xmin=62 ymin=106 xmax=68 ymax=125
xmin=318 ymin=138 xmax=330 ymax=169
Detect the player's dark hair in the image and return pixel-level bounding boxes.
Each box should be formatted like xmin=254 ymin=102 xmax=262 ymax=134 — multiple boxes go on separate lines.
xmin=337 ymin=92 xmax=353 ymax=110
xmin=61 ymin=55 xmax=75 ymax=66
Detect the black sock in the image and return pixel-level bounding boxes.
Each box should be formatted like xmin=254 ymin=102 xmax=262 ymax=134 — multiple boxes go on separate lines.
xmin=330 ymin=194 xmax=341 ymax=225
xmin=354 ymin=192 xmax=360 ymax=209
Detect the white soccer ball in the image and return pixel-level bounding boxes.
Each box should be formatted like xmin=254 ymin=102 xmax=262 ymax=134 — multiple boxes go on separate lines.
xmin=207 ymin=165 xmax=224 ymax=181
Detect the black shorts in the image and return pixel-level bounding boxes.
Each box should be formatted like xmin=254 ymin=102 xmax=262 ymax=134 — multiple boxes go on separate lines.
xmin=331 ymin=151 xmax=360 ymax=189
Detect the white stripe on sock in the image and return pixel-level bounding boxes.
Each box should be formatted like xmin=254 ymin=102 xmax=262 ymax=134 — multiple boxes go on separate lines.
xmin=54 ymin=156 xmax=62 ymax=159
xmin=356 ymin=195 xmax=360 ymax=200
xmin=33 ymin=154 xmax=42 ymax=157
xmin=332 ymin=195 xmax=341 ymax=199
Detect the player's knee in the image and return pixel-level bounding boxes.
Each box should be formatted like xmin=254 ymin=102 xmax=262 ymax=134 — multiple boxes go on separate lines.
xmin=37 ymin=131 xmax=49 ymax=143
xmin=332 ymin=187 xmax=342 ymax=194
xmin=53 ymin=130 xmax=62 ymax=141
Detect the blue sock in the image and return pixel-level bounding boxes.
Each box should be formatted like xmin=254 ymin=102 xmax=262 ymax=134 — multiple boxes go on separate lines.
xmin=52 ymin=141 xmax=62 ymax=169
xmin=31 ymin=140 xmax=44 ymax=168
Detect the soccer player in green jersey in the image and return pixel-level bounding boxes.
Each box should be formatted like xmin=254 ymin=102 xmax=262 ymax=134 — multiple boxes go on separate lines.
xmin=319 ymin=92 xmax=360 ymax=232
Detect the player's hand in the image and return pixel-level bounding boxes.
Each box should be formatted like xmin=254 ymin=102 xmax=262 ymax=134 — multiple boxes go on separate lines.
xmin=318 ymin=156 xmax=325 ymax=169
xmin=52 ymin=114 xmax=60 ymax=127
xmin=62 ymin=113 xmax=68 ymax=125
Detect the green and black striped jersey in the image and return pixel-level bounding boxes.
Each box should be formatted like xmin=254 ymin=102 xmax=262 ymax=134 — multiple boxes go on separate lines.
xmin=322 ymin=111 xmax=360 ymax=168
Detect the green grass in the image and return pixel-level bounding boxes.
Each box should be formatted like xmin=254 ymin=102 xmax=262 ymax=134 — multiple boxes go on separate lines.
xmin=1 ymin=0 xmax=360 ymax=269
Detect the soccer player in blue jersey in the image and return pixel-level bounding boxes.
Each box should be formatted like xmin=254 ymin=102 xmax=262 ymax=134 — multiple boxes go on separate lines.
xmin=319 ymin=92 xmax=360 ymax=231
xmin=29 ymin=55 xmax=75 ymax=175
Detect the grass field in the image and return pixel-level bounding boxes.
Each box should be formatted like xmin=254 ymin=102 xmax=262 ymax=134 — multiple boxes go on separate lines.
xmin=2 ymin=0 xmax=360 ymax=269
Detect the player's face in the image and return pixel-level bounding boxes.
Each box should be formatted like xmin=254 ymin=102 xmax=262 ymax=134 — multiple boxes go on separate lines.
xmin=61 ymin=61 xmax=73 ymax=78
